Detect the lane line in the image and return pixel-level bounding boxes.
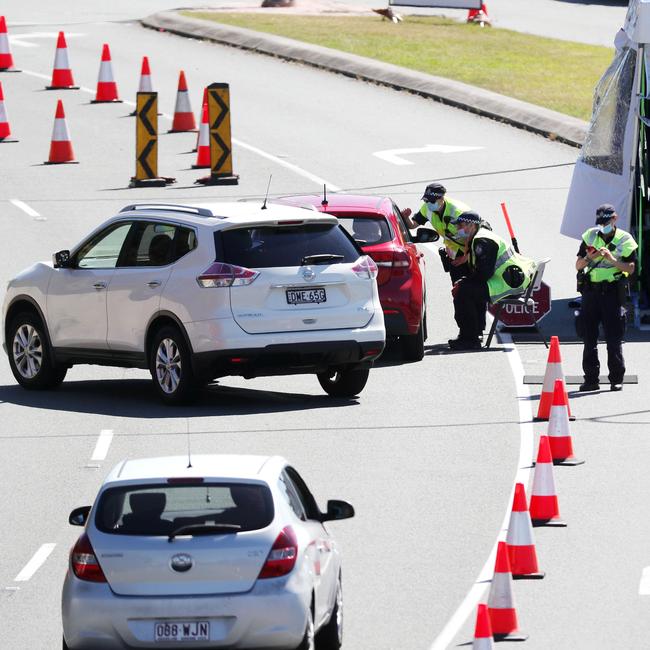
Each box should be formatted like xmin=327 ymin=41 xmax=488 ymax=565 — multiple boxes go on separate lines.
xmin=639 ymin=567 xmax=650 ymax=595
xmin=14 ymin=543 xmax=56 ymax=582
xmin=10 ymin=199 xmax=41 ymax=218
xmin=429 ymin=330 xmax=534 ymax=649
xmin=21 ymin=70 xmax=340 ymax=191
xmin=91 ymin=428 xmax=114 ymax=461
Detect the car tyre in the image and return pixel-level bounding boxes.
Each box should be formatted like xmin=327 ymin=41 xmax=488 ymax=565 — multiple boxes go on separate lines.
xmin=296 ymin=604 xmax=315 ymax=650
xmin=8 ymin=312 xmax=67 ymax=389
xmin=149 ymin=326 xmax=197 ymax=405
xmin=401 ymin=312 xmax=426 ymax=361
xmin=317 ymin=367 xmax=369 ymax=398
xmin=316 ymin=574 xmax=343 ymax=650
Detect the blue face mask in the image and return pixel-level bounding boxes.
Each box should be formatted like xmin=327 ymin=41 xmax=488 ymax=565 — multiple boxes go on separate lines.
xmin=455 ymin=227 xmax=468 ymax=239
xmin=427 ymin=199 xmax=442 ymax=212
xmin=599 ymin=223 xmax=614 ymax=235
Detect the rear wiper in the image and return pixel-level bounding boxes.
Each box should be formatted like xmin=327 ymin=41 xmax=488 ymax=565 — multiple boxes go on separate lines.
xmin=301 ymin=254 xmax=345 ymax=265
xmin=168 ymin=523 xmax=241 ymax=542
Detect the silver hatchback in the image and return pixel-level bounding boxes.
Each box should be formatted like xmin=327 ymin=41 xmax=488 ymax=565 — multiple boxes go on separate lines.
xmin=62 ymin=455 xmax=354 ymax=649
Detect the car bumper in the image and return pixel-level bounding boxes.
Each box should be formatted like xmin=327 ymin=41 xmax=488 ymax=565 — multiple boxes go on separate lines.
xmin=62 ymin=573 xmax=308 ymax=649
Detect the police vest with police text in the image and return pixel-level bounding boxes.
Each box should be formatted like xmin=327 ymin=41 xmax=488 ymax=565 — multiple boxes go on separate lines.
xmin=470 ymin=228 xmax=537 ymax=303
xmin=419 ymin=197 xmax=470 ymax=254
xmin=581 ymin=227 xmax=637 ymax=283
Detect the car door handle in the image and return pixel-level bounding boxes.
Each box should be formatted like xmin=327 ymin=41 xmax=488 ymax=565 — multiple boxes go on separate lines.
xmin=147 ymin=281 xmax=162 ymax=288
xmin=93 ymin=282 xmax=107 ymax=290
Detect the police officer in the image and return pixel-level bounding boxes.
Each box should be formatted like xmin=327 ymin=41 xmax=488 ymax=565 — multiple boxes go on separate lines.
xmin=448 ymin=211 xmax=536 ymax=350
xmin=576 ymin=204 xmax=637 ymax=392
xmin=403 ymin=182 xmax=471 ymax=282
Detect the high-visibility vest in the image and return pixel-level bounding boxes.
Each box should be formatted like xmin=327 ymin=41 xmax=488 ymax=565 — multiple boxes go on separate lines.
xmin=581 ymin=227 xmax=637 ymax=283
xmin=419 ymin=197 xmax=470 ymax=254
xmin=470 ymin=228 xmax=537 ymax=303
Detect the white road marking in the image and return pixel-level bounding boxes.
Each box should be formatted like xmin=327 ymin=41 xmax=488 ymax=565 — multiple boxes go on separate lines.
xmin=374 ymin=144 xmax=483 ymax=166
xmin=14 ymin=543 xmax=56 ymax=582
xmin=21 ymin=71 xmax=340 ymax=191
xmin=639 ymin=567 xmax=650 ymax=595
xmin=91 ymin=429 xmax=114 ymax=461
xmin=10 ymin=199 xmax=41 ymax=219
xmin=9 ymin=32 xmax=83 ymax=48
xmin=428 ymin=329 xmax=534 ymax=650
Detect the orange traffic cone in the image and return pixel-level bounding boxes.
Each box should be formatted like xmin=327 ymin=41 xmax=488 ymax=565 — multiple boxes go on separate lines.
xmin=506 ymin=483 xmax=544 ymax=579
xmin=138 ymin=56 xmax=153 ymax=92
xmin=192 ymin=101 xmax=210 ymax=168
xmin=0 ymin=16 xmax=19 ymax=72
xmin=487 ymin=542 xmax=527 ymax=641
xmin=46 ymin=32 xmax=78 ymax=90
xmin=0 ymin=81 xmax=17 ymax=142
xmin=472 ymin=604 xmax=493 ymax=650
xmin=548 ymin=379 xmax=584 ymax=466
xmin=92 ymin=44 xmax=121 ymax=103
xmin=45 ymin=100 xmax=77 ymax=164
xmin=529 ymin=435 xmax=565 ymax=527
xmin=169 ymin=70 xmax=196 ymax=133
xmin=467 ymin=3 xmax=491 ymax=26
xmin=536 ymin=336 xmax=572 ymax=421
xmin=192 ymin=87 xmax=208 ymax=152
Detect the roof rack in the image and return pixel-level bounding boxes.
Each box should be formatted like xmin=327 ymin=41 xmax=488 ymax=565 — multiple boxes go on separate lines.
xmin=119 ymin=203 xmax=217 ymax=218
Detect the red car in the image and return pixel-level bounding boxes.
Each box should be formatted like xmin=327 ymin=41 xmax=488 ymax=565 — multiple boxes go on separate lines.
xmin=277 ymin=194 xmax=429 ymax=360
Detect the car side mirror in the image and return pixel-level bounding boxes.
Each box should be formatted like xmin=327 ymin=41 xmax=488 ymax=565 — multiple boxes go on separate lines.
xmin=413 ymin=228 xmax=439 ymax=244
xmin=321 ymin=499 xmax=355 ymax=522
xmin=69 ymin=505 xmax=91 ymax=527
xmin=53 ymin=250 xmax=72 ymax=269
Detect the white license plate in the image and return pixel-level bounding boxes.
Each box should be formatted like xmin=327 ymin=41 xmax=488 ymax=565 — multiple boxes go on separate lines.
xmin=154 ymin=621 xmax=210 ymax=642
xmin=286 ymin=287 xmax=326 ymax=305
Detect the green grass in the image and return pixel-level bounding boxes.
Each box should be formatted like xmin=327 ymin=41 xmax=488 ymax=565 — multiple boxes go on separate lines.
xmin=184 ymin=12 xmax=613 ymax=120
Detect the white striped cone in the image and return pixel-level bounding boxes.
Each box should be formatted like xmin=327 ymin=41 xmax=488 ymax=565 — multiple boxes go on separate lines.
xmin=536 ymin=335 xmax=571 ymax=420
xmin=548 ymin=379 xmax=584 ymax=465
xmin=529 ymin=435 xmax=565 ymax=526
xmin=169 ymin=70 xmax=196 ymax=132
xmin=192 ymin=102 xmax=210 ymax=168
xmin=472 ymin=604 xmax=493 ymax=650
xmin=92 ymin=44 xmax=120 ymax=103
xmin=138 ymin=56 xmax=153 ymax=92
xmin=0 ymin=16 xmax=18 ymax=71
xmin=487 ymin=542 xmax=527 ymax=641
xmin=0 ymin=81 xmax=17 ymax=141
xmin=506 ymin=483 xmax=544 ymax=579
xmin=47 ymin=32 xmax=78 ymax=89
xmin=45 ymin=100 xmax=76 ymax=164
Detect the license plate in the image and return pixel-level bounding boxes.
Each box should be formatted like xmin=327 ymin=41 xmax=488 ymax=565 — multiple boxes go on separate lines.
xmin=286 ymin=287 xmax=327 ymax=305
xmin=154 ymin=621 xmax=210 ymax=642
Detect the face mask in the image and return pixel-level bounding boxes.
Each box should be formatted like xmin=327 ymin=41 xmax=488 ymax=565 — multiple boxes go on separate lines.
xmin=427 ymin=199 xmax=442 ymax=212
xmin=599 ymin=223 xmax=614 ymax=235
xmin=456 ymin=227 xmax=468 ymax=239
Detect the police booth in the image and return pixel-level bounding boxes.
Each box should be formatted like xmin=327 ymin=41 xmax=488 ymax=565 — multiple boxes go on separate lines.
xmin=562 ymin=0 xmax=650 ymax=329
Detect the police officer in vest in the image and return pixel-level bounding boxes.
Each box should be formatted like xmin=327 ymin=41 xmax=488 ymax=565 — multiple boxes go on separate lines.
xmin=576 ymin=204 xmax=637 ymax=392
xmin=448 ymin=211 xmax=536 ymax=350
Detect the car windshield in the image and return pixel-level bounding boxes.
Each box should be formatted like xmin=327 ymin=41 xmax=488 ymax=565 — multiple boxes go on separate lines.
xmin=336 ymin=215 xmax=392 ymax=245
xmin=219 ymin=224 xmax=359 ymax=268
xmin=95 ymin=483 xmax=274 ymax=536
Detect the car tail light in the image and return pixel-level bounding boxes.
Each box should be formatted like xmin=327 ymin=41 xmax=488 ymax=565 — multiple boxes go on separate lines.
xmin=197 ymin=263 xmax=259 ymax=288
xmin=70 ymin=533 xmax=106 ymax=583
xmin=351 ymin=255 xmax=378 ymax=280
xmin=258 ymin=526 xmax=298 ymax=579
xmin=392 ymin=249 xmax=411 ymax=269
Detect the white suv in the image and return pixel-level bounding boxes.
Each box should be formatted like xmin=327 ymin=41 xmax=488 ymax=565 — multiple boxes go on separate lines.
xmin=3 ymin=202 xmax=385 ymax=404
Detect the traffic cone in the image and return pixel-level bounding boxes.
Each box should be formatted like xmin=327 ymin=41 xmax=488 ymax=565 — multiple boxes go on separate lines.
xmin=92 ymin=44 xmax=121 ymax=103
xmin=192 ymin=87 xmax=208 ymax=152
xmin=467 ymin=3 xmax=491 ymax=26
xmin=506 ymin=483 xmax=544 ymax=579
xmin=0 ymin=16 xmax=19 ymax=72
xmin=46 ymin=32 xmax=78 ymax=90
xmin=487 ymin=542 xmax=527 ymax=641
xmin=529 ymin=436 xmax=566 ymax=527
xmin=138 ymin=56 xmax=153 ymax=92
xmin=536 ymin=336 xmax=572 ymax=421
xmin=45 ymin=100 xmax=77 ymax=164
xmin=472 ymin=604 xmax=493 ymax=650
xmin=192 ymin=101 xmax=210 ymax=168
xmin=548 ymin=379 xmax=584 ymax=466
xmin=0 ymin=81 xmax=17 ymax=142
xmin=169 ymin=70 xmax=197 ymax=133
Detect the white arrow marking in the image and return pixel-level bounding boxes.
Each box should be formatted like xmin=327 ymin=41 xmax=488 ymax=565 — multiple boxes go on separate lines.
xmin=9 ymin=32 xmax=83 ymax=48
xmin=639 ymin=566 xmax=650 ymax=595
xmin=373 ymin=144 xmax=483 ymax=166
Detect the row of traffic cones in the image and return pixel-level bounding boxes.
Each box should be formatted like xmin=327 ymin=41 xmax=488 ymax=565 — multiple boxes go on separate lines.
xmin=471 ymin=336 xmax=583 ymax=644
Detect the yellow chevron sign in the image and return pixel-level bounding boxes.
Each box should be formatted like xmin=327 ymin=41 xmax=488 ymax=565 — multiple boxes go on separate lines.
xmin=135 ymin=91 xmax=158 ymax=180
xmin=205 ymin=83 xmax=239 ymax=185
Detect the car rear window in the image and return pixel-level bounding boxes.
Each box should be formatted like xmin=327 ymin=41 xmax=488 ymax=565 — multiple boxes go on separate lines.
xmin=336 ymin=215 xmax=392 ymax=246
xmin=218 ymin=224 xmax=360 ymax=268
xmin=95 ymin=483 xmax=274 ymax=536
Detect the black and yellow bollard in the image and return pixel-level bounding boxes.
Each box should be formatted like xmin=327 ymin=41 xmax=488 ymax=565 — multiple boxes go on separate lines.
xmin=130 ymin=91 xmax=175 ymax=188
xmin=195 ymin=82 xmax=239 ymax=186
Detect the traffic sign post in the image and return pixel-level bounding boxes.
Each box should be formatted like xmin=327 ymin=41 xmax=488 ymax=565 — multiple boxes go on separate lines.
xmin=488 ymin=281 xmax=552 ymax=328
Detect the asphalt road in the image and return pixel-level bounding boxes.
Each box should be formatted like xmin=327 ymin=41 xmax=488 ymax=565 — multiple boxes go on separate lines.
xmin=0 ymin=3 xmax=648 ymax=649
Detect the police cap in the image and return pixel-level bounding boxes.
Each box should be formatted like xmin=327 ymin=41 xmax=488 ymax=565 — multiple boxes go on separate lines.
xmin=421 ymin=183 xmax=446 ymax=202
xmin=453 ymin=210 xmax=482 ymax=225
xmin=595 ymin=203 xmax=616 ymax=224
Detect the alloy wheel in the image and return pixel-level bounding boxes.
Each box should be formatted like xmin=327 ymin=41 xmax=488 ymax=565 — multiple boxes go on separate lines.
xmin=155 ymin=338 xmax=182 ymax=394
xmin=12 ymin=324 xmax=43 ymax=379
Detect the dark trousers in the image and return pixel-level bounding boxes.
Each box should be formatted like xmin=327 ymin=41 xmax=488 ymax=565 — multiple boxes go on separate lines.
xmin=581 ymin=285 xmax=626 ymax=384
xmin=453 ymin=279 xmax=489 ymax=340
xmin=449 ymin=261 xmax=469 ymax=283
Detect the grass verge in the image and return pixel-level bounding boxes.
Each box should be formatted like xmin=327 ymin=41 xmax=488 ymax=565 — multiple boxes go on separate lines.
xmin=184 ymin=12 xmax=612 ymax=121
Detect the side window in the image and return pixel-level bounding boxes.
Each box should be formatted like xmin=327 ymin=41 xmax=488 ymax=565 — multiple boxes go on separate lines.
xmin=172 ymin=227 xmax=197 ymax=263
xmin=284 ymin=467 xmax=320 ymax=521
xmin=76 ymin=223 xmax=133 ymax=269
xmin=278 ymin=471 xmax=306 ymax=521
xmin=393 ymin=204 xmax=412 ymax=243
xmin=120 ymin=222 xmax=176 ymax=267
